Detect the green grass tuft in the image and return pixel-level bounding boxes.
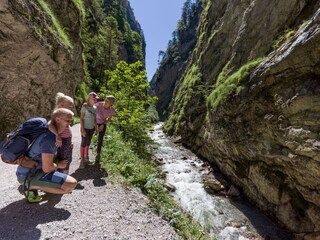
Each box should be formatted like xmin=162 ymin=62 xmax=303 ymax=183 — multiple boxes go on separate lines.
xmin=207 ymin=57 xmax=265 ymax=110
xmin=37 ymin=0 xmax=72 ymax=49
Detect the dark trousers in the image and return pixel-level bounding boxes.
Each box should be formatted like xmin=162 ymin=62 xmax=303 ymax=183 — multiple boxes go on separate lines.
xmin=81 ymin=128 xmax=95 ymax=147
xmin=97 ymin=124 xmax=106 ymax=154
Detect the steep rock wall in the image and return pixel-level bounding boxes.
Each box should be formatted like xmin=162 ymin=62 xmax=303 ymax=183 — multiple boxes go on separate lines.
xmin=163 ymin=0 xmax=320 ymax=238
xmin=0 ymin=0 xmax=84 ymax=136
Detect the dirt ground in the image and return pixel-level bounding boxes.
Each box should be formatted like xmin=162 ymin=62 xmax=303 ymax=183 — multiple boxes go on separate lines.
xmin=0 ymin=124 xmax=178 ymax=240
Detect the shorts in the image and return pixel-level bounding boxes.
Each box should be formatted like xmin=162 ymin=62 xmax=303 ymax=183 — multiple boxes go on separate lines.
xmin=18 ymin=170 xmax=68 ymax=188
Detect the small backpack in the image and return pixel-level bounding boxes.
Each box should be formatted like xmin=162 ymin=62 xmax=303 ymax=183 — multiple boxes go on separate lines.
xmin=0 ymin=117 xmax=49 ymax=168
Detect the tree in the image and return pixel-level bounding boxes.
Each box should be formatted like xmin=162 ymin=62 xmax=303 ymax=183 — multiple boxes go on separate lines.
xmin=101 ymin=61 xmax=155 ymax=156
xmin=95 ymin=16 xmax=122 ymax=87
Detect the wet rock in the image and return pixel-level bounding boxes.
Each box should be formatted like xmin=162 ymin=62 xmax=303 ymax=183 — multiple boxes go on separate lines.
xmin=160 ymin=171 xmax=167 ymax=179
xmin=171 ymin=136 xmax=182 ymax=143
xmin=202 ymin=175 xmax=224 ymax=193
xmin=164 ymin=183 xmax=176 ymax=192
xmin=301 ymin=232 xmax=320 ymax=240
xmin=154 ymin=158 xmax=164 ymax=165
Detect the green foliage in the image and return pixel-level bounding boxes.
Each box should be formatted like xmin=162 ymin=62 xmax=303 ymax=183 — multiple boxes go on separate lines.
xmin=146 ymin=103 xmax=159 ymax=123
xmin=99 ymin=125 xmax=153 ymax=186
xmin=126 ymin=30 xmax=144 ymax=63
xmin=100 ymin=125 xmax=211 ymax=239
xmin=75 ymin=81 xmax=89 ymax=110
xmin=72 ymin=115 xmax=80 ymax=125
xmin=100 ymin=61 xmax=155 ymax=157
xmin=207 ymin=57 xmax=265 ymax=110
xmin=37 ymin=0 xmax=72 ymax=49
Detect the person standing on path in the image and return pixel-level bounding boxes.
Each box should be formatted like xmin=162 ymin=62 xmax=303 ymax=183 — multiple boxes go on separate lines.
xmin=15 ymin=108 xmax=78 ymax=202
xmin=95 ymin=95 xmax=116 ymax=164
xmin=80 ymin=92 xmax=98 ymax=168
xmin=55 ymin=92 xmax=74 ymax=174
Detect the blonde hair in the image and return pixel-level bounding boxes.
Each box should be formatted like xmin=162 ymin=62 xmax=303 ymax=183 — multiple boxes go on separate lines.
xmin=105 ymin=95 xmax=116 ymax=105
xmin=55 ymin=92 xmax=74 ymax=108
xmin=52 ymin=108 xmax=74 ymax=119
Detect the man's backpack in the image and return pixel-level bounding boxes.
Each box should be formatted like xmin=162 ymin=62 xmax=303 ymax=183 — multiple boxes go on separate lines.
xmin=0 ymin=118 xmax=49 ymax=168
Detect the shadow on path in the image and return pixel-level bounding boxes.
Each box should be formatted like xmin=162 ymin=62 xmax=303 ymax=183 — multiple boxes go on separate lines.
xmin=0 ymin=198 xmax=70 ymax=240
xmin=71 ymin=164 xmax=107 ymax=188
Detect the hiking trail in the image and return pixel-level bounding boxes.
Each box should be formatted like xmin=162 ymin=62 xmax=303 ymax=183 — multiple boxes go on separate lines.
xmin=0 ymin=124 xmax=177 ymax=240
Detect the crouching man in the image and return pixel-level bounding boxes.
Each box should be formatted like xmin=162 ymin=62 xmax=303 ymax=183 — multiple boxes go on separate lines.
xmin=16 ymin=108 xmax=77 ymax=202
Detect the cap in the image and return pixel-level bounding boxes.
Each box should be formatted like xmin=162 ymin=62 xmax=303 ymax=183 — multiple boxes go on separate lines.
xmin=88 ymin=92 xmax=99 ymax=99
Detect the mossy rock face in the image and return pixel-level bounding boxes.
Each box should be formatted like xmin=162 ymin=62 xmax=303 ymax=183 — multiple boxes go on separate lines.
xmin=159 ymin=0 xmax=320 ymax=235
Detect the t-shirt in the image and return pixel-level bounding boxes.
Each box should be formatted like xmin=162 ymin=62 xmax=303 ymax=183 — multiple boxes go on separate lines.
xmin=81 ymin=105 xmax=97 ymax=129
xmin=60 ymin=126 xmax=72 ymax=138
xmin=95 ymin=102 xmax=115 ymax=124
xmin=16 ymin=131 xmax=57 ymax=178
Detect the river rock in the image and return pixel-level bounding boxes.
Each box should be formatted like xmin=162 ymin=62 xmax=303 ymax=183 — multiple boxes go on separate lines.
xmin=202 ymin=175 xmax=224 ymax=193
xmin=227 ymin=185 xmax=241 ymax=197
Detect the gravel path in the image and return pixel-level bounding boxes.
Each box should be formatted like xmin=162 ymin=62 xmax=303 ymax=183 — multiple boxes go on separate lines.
xmin=0 ymin=124 xmax=178 ymax=240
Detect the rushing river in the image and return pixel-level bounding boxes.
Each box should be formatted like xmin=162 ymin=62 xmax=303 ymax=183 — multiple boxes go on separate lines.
xmin=150 ymin=123 xmax=291 ymax=240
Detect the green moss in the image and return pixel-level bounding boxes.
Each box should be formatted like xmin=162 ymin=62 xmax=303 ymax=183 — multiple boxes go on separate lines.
xmin=272 ymin=28 xmax=296 ymax=50
xmin=37 ymin=0 xmax=72 ymax=49
xmin=272 ymin=20 xmax=310 ymax=51
xmin=71 ymin=0 xmax=86 ymax=19
xmin=207 ymin=30 xmax=217 ymax=45
xmin=207 ymin=57 xmax=265 ymax=110
xmin=216 ymin=61 xmax=230 ymax=85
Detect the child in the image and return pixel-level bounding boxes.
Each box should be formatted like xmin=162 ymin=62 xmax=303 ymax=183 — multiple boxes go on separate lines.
xmin=55 ymin=92 xmax=74 ymax=174
xmin=95 ymin=95 xmax=116 ymax=163
xmin=80 ymin=92 xmax=98 ymax=168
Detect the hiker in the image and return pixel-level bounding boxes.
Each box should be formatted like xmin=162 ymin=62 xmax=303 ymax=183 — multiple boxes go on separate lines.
xmin=15 ymin=108 xmax=77 ymax=202
xmin=79 ymin=92 xmax=98 ymax=168
xmin=95 ymin=95 xmax=116 ymax=164
xmin=55 ymin=92 xmax=74 ymax=174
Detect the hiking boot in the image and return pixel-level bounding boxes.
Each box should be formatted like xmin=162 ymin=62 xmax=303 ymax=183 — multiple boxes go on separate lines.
xmin=25 ymin=190 xmax=42 ymax=203
xmin=94 ymin=155 xmax=101 ymax=166
xmin=79 ymin=159 xmax=85 ymax=169
xmin=84 ymin=156 xmax=90 ymax=164
xmin=18 ymin=185 xmax=25 ymax=195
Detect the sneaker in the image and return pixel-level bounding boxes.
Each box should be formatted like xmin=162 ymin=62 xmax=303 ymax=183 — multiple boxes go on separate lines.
xmin=25 ymin=190 xmax=42 ymax=203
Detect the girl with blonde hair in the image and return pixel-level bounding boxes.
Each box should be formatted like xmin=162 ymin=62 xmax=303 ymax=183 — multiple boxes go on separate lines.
xmin=55 ymin=92 xmax=74 ymax=174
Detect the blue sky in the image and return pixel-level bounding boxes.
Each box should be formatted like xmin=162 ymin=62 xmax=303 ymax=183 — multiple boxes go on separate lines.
xmin=129 ymin=0 xmax=186 ymax=81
